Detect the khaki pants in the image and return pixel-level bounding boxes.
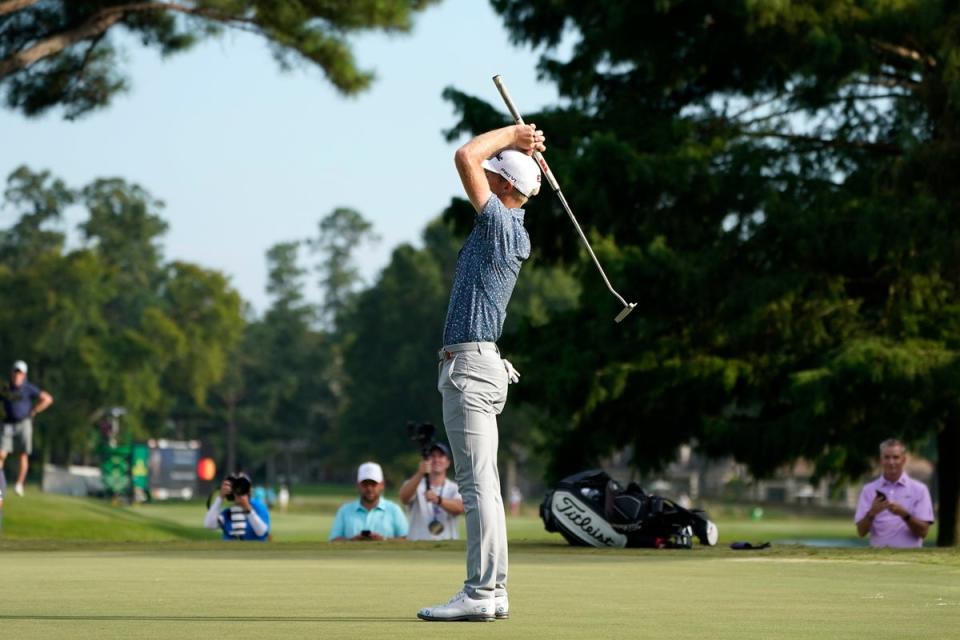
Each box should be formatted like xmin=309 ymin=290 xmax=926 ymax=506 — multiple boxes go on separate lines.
xmin=438 ymin=342 xmax=509 ymax=601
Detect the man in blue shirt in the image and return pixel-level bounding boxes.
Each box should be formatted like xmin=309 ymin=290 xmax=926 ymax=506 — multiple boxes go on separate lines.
xmin=203 ymin=472 xmax=271 ymax=541
xmin=418 ymin=124 xmax=545 ymax=623
xmin=1 ymin=360 xmax=53 ymax=501
xmin=329 ymin=462 xmax=408 ymax=541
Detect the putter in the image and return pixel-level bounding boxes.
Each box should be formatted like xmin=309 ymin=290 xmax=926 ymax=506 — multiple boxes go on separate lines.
xmin=492 ymin=75 xmax=637 ymax=323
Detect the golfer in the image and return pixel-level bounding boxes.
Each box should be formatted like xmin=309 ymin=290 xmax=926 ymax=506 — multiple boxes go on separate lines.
xmin=418 ymin=123 xmax=545 ymax=622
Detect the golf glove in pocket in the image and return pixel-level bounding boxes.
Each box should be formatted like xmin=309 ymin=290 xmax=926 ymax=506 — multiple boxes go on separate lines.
xmin=503 ymin=359 xmax=520 ymax=384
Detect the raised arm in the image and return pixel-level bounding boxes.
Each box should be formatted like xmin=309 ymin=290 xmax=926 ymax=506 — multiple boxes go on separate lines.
xmin=203 ymin=496 xmax=223 ymax=530
xmin=454 ymin=124 xmax=545 ymax=212
xmin=398 ymin=459 xmax=431 ymax=504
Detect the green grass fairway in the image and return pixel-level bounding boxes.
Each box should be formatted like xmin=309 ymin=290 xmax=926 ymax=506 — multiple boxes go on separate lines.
xmin=1 ymin=490 xmax=957 ymax=638
xmin=1 ymin=544 xmax=958 ymax=640
xmin=3 ymin=486 xmax=905 ymax=543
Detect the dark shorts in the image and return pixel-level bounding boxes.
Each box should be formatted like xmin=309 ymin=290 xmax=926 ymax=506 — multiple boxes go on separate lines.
xmin=2 ymin=418 xmax=32 ymax=455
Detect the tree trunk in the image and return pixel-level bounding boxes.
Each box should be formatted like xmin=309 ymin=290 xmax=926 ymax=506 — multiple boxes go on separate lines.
xmin=226 ymin=398 xmax=237 ymax=475
xmin=504 ymin=456 xmax=517 ymax=504
xmin=0 ymin=3 xmax=234 ymax=79
xmin=937 ymin=418 xmax=959 ymax=547
xmin=0 ymin=9 xmax=123 ymax=78
xmin=0 ymin=1 xmax=40 ymax=18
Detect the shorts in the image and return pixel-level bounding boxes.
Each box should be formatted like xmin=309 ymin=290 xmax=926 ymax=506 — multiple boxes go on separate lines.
xmin=2 ymin=418 xmax=33 ymax=455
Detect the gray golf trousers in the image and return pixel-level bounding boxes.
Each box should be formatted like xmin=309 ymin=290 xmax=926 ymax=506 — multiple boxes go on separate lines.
xmin=437 ymin=341 xmax=509 ymax=600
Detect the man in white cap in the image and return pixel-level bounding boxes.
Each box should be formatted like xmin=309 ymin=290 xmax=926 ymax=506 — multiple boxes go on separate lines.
xmin=1 ymin=360 xmax=53 ymax=500
xmin=418 ymin=124 xmax=545 ymax=622
xmin=328 ymin=461 xmax=408 ymax=541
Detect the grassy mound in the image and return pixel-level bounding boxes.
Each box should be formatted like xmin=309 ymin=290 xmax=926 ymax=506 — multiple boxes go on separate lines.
xmin=0 ymin=485 xmax=931 ymax=545
xmin=0 ymin=490 xmax=205 ymax=541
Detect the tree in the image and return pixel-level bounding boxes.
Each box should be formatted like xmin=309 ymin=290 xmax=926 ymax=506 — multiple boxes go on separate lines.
xmin=446 ymin=1 xmax=960 ymax=545
xmin=0 ymin=167 xmax=247 ymax=465
xmin=0 ymin=0 xmax=436 ymax=119
xmin=218 ymin=240 xmax=337 ymax=480
xmin=309 ymin=207 xmax=379 ymax=330
xmin=336 ymin=217 xmax=456 ymax=471
xmin=79 ymin=177 xmax=169 ymax=326
xmin=0 ymin=165 xmax=71 ymax=268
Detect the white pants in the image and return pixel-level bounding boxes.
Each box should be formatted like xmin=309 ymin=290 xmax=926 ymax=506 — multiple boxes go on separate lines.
xmin=438 ymin=342 xmax=509 ymax=600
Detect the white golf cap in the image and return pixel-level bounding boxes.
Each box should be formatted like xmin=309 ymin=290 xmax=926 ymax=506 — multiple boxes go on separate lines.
xmin=12 ymin=360 xmax=27 ymax=373
xmin=481 ymin=150 xmax=542 ymax=198
xmin=357 ymin=461 xmax=384 ymax=484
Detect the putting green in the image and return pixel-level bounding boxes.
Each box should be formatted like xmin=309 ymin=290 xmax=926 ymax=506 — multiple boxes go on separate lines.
xmin=0 ymin=543 xmax=958 ymax=639
xmin=0 ymin=491 xmax=955 ymax=638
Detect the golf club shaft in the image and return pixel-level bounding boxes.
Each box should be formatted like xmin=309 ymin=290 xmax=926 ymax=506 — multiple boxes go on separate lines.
xmin=492 ymin=75 xmax=630 ymax=309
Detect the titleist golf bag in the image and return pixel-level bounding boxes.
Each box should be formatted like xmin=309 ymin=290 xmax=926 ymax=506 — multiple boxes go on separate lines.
xmin=540 ymin=469 xmax=719 ymax=549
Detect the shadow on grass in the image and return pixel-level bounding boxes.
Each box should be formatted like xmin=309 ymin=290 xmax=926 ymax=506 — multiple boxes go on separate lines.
xmin=0 ymin=614 xmax=415 ymax=623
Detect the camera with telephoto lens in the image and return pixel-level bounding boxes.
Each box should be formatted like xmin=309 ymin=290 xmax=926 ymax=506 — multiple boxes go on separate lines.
xmin=407 ymin=421 xmax=436 ymax=458
xmin=224 ymin=473 xmax=252 ymax=501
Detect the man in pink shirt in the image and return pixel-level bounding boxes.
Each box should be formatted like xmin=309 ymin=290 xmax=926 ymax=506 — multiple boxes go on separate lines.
xmin=854 ymin=439 xmax=934 ymax=548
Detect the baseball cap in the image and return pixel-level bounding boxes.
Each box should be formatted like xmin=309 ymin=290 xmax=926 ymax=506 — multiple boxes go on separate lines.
xmin=481 ymin=150 xmax=542 ymax=198
xmin=429 ymin=442 xmax=452 ymax=458
xmin=12 ymin=360 xmax=27 ymax=373
xmin=357 ymin=461 xmax=384 ymax=484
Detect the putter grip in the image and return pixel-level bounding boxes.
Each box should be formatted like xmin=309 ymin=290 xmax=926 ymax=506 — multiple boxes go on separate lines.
xmin=492 ymin=75 xmax=561 ymax=193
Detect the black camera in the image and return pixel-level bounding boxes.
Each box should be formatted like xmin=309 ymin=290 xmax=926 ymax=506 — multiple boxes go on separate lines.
xmin=225 ymin=472 xmax=252 ymax=501
xmin=407 ymin=421 xmax=436 ymax=458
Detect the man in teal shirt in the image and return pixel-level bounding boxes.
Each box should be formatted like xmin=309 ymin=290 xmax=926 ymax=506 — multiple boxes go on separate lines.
xmin=329 ymin=462 xmax=408 ymax=541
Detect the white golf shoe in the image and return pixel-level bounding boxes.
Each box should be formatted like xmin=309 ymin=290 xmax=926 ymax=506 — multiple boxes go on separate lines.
xmin=495 ymin=594 xmax=509 ymax=619
xmin=14 ymin=482 xmax=23 ymax=497
xmin=417 ymin=590 xmax=495 ymax=622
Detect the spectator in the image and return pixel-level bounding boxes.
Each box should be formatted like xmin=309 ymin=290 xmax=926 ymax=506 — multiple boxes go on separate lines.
xmin=329 ymin=462 xmax=408 ymax=541
xmin=1 ymin=360 xmax=53 ymax=498
xmin=398 ymin=443 xmax=464 ymax=540
xmin=509 ymin=486 xmax=523 ymax=516
xmin=855 ymin=439 xmax=934 ymax=548
xmin=203 ymin=473 xmax=271 ymax=541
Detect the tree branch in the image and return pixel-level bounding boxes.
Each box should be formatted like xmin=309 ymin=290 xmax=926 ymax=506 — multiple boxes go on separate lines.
xmin=71 ymin=31 xmax=106 ymax=86
xmin=0 ymin=8 xmax=125 ymax=78
xmin=850 ymin=78 xmax=916 ymax=92
xmin=727 ymin=93 xmax=784 ymax=121
xmin=738 ymin=94 xmax=912 ymax=127
xmin=741 ymin=130 xmax=902 ymax=156
xmin=0 ymin=2 xmax=257 ymax=80
xmin=872 ymin=40 xmax=937 ymax=69
xmin=0 ymin=0 xmax=39 ymax=18
xmin=879 ymin=68 xmax=921 ymax=88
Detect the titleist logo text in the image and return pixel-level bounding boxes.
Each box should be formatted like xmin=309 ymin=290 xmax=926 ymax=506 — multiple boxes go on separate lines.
xmin=555 ymin=494 xmax=617 ymax=546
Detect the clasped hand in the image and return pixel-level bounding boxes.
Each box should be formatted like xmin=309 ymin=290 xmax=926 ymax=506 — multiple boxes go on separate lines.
xmin=869 ymin=496 xmax=907 ymax=518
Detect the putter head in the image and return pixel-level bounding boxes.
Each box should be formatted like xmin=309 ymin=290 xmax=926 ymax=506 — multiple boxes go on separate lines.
xmin=614 ymin=303 xmax=637 ymax=323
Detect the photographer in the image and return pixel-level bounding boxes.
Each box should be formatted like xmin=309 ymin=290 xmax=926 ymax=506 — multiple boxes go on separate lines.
xmin=203 ymin=472 xmax=271 ymax=541
xmin=399 ymin=442 xmax=464 ymax=541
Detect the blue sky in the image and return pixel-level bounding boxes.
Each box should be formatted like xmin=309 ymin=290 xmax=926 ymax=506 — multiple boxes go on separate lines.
xmin=0 ymin=1 xmax=565 ymax=313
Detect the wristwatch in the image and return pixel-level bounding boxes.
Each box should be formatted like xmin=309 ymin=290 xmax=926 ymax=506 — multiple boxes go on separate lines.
xmin=435 ymin=494 xmax=443 ymax=505
xmin=902 ymin=512 xmax=911 ymax=522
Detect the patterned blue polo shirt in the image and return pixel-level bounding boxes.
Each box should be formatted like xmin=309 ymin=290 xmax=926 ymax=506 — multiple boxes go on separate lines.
xmin=442 ymin=194 xmax=531 ymax=345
